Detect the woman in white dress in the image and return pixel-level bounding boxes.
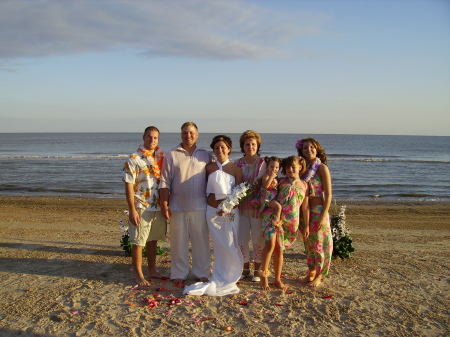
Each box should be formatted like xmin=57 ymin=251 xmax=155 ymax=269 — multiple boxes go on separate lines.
xmin=183 ymin=135 xmax=244 ymax=296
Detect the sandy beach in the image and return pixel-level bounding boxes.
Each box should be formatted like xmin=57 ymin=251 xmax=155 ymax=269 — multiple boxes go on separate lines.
xmin=0 ymin=196 xmax=449 ymax=336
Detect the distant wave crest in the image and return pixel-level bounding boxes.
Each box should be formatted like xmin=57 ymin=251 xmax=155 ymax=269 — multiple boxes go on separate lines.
xmin=331 ymin=158 xmax=449 ymax=164
xmin=0 ymin=155 xmax=129 ymax=159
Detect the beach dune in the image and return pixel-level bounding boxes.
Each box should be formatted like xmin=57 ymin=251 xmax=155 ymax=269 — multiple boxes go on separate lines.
xmin=0 ymin=196 xmax=449 ymax=336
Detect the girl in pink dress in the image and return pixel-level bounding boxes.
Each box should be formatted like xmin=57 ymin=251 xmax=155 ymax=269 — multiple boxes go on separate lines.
xmin=255 ymin=156 xmax=310 ymax=291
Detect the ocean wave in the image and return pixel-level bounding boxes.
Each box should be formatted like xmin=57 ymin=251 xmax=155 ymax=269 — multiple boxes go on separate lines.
xmin=1 ymin=154 xmax=448 ymax=164
xmin=0 ymin=185 xmax=120 ymax=196
xmin=331 ymin=158 xmax=450 ymax=164
xmin=0 ymin=155 xmax=129 ymax=159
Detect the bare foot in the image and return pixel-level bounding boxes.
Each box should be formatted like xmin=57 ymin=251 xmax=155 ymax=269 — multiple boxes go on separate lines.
xmin=136 ymin=276 xmax=150 ymax=286
xmin=260 ymin=270 xmax=270 ymax=290
xmin=299 ymin=270 xmax=316 ymax=284
xmin=308 ymin=275 xmax=323 ymax=287
xmin=273 ymin=280 xmax=287 ymax=291
xmin=148 ymin=269 xmax=163 ymax=279
xmin=173 ymin=278 xmax=185 ymax=285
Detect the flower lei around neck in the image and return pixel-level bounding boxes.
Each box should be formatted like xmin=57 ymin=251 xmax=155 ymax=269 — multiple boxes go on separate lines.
xmin=302 ymin=157 xmax=321 ymax=183
xmin=137 ymin=145 xmax=164 ymax=179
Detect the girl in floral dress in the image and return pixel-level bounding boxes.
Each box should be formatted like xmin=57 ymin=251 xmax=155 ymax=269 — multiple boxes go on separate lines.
xmin=255 ymin=156 xmax=309 ymax=291
xmin=296 ymin=137 xmax=333 ymax=287
xmin=251 ymin=156 xmax=283 ymax=225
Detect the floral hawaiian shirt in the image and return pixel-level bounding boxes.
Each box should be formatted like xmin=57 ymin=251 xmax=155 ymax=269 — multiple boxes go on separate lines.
xmin=122 ymin=145 xmax=164 ymax=211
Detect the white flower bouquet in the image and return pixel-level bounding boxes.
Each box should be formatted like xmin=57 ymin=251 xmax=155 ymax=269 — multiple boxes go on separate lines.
xmin=330 ymin=205 xmax=355 ymax=259
xmin=218 ymin=182 xmax=252 ymax=215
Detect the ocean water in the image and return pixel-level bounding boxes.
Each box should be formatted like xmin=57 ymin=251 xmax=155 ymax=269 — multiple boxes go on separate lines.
xmin=0 ymin=133 xmax=449 ymax=202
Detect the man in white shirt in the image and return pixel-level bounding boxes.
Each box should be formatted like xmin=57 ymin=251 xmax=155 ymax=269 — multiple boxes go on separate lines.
xmin=159 ymin=122 xmax=214 ymax=285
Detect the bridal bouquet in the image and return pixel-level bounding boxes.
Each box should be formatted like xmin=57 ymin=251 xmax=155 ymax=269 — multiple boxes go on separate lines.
xmin=330 ymin=205 xmax=355 ymax=259
xmin=218 ymin=182 xmax=252 ymax=217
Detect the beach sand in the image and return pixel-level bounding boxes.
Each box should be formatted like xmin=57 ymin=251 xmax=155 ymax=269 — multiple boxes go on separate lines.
xmin=0 ymin=196 xmax=449 ymax=337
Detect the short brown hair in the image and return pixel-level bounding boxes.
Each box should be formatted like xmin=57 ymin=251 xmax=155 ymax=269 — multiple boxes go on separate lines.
xmin=144 ymin=126 xmax=160 ymax=135
xmin=239 ymin=130 xmax=262 ymax=155
xmin=181 ymin=121 xmax=198 ymax=131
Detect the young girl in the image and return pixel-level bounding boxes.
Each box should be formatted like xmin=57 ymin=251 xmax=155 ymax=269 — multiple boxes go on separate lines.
xmin=296 ymin=137 xmax=333 ymax=287
xmin=255 ymin=156 xmax=309 ymax=291
xmin=251 ymin=156 xmax=282 ymax=225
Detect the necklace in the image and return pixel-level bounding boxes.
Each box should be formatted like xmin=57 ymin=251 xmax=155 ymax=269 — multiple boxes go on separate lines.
xmin=245 ymin=155 xmax=259 ymax=165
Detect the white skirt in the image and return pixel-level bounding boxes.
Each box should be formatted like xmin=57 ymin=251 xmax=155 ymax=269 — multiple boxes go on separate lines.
xmin=183 ymin=206 xmax=243 ymax=296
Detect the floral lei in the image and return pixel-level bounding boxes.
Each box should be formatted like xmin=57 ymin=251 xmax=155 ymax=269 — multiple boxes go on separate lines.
xmin=301 ymin=157 xmax=321 ymax=183
xmin=137 ymin=145 xmax=164 ymax=179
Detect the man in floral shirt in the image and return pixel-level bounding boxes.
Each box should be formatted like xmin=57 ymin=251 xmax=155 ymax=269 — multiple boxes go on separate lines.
xmin=123 ymin=126 xmax=166 ymax=286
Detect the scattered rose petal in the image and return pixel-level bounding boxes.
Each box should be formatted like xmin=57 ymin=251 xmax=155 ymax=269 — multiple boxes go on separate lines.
xmin=275 ymin=303 xmax=283 ymax=307
xmin=71 ymin=311 xmax=79 ymax=315
xmin=437 ymin=278 xmax=441 ymax=281
xmin=239 ymin=301 xmax=248 ymax=306
xmin=169 ymin=298 xmax=183 ymax=306
xmin=285 ymin=291 xmax=293 ymax=294
xmin=323 ymin=295 xmax=333 ymax=299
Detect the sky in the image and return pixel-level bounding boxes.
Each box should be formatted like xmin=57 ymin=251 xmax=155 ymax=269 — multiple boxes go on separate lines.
xmin=0 ymin=0 xmax=449 ymax=135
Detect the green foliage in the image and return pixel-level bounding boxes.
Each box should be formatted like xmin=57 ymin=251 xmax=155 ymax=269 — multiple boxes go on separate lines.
xmin=330 ymin=205 xmax=355 ymax=259
xmin=120 ymin=234 xmax=135 ymax=257
xmin=119 ymin=230 xmax=166 ymax=257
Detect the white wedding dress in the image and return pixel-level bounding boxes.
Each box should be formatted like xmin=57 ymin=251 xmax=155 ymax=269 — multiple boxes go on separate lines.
xmin=183 ymin=160 xmax=243 ymax=296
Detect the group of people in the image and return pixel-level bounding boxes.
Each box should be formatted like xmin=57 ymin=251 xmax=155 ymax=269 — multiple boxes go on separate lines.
xmin=122 ymin=122 xmax=333 ymax=296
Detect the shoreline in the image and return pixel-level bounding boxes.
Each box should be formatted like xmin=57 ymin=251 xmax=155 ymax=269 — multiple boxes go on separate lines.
xmin=1 ymin=196 xmax=449 ymax=336
xmin=1 ymin=193 xmax=449 ymax=204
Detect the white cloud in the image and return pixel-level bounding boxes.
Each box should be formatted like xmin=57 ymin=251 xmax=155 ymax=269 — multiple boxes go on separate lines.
xmin=0 ymin=0 xmax=323 ymax=61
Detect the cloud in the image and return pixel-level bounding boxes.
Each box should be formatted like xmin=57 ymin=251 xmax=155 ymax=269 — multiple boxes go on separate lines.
xmin=0 ymin=0 xmax=323 ymax=62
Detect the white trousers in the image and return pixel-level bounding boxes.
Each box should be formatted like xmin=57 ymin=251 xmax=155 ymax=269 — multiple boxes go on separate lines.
xmin=183 ymin=206 xmax=243 ymax=296
xmin=170 ymin=210 xmax=211 ymax=280
xmin=237 ymin=215 xmax=264 ymax=264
